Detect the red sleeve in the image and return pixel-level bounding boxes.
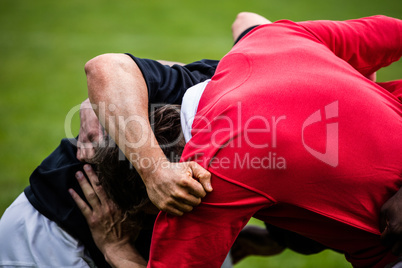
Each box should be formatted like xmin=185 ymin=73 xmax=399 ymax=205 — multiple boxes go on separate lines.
xmin=147 ymin=174 xmax=269 ymax=268
xmin=297 ymin=15 xmax=402 ymax=76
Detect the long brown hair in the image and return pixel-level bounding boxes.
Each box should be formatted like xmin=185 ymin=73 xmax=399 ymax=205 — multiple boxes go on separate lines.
xmin=91 ymin=104 xmax=184 ymax=239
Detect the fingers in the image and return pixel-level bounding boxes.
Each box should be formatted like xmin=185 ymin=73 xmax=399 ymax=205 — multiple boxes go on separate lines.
xmin=164 ymin=162 xmax=211 ymax=215
xmin=69 ymin=188 xmax=92 ymax=220
xmin=174 ymin=188 xmax=201 ymax=208
xmin=158 ymin=190 xmax=199 ymax=216
xmin=144 ymin=161 xmax=212 ymax=216
xmin=189 ymin=162 xmax=213 ymax=193
xmin=163 ymin=200 xmax=197 ymax=216
xmin=74 ymin=164 xmax=108 ymax=209
xmin=182 ymin=176 xmax=206 ymax=199
xmin=155 ymin=186 xmax=200 ymax=216
xmin=83 ymin=164 xmax=108 ymax=203
xmin=180 ymin=193 xmax=202 ymax=207
xmin=155 ymin=191 xmax=200 ymax=216
xmin=167 ymin=209 xmax=183 ymax=217
xmin=75 ymin=168 xmax=100 ymax=210
xmin=164 ymin=202 xmax=187 ymax=217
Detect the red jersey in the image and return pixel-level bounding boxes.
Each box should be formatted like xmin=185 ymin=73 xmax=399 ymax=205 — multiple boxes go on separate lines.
xmin=149 ymin=16 xmax=402 ymax=268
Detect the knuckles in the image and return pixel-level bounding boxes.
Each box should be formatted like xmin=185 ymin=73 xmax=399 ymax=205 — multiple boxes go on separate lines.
xmin=193 ymin=198 xmax=201 ymax=206
xmin=158 ymin=200 xmax=170 ymax=211
xmin=183 ymin=206 xmax=193 ymax=213
xmin=179 ymin=177 xmax=190 ymax=188
xmin=87 ymin=192 xmax=97 ymax=201
xmin=199 ymin=191 xmax=206 ymax=198
xmin=88 ymin=215 xmax=99 ymax=227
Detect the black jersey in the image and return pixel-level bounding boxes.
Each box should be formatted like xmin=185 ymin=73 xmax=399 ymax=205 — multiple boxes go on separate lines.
xmin=24 ymin=138 xmax=109 ymax=267
xmin=24 ymin=56 xmax=218 ymax=267
xmin=127 ymin=54 xmax=218 ymax=104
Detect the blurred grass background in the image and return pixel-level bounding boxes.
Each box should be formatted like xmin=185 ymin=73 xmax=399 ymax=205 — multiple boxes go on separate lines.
xmin=0 ymin=0 xmax=401 ymax=267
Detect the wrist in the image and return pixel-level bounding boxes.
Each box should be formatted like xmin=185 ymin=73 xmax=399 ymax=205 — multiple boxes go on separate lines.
xmin=135 ymin=151 xmax=170 ymax=184
xmin=103 ymin=241 xmax=147 ymax=268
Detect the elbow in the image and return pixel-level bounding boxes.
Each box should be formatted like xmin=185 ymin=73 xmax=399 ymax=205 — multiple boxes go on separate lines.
xmin=85 ymin=54 xmax=113 ymax=102
xmin=85 ymin=53 xmax=118 ymax=87
xmin=85 ymin=53 xmax=134 ymax=103
xmin=84 ymin=55 xmax=100 ymax=78
xmin=85 ymin=53 xmax=134 ymax=76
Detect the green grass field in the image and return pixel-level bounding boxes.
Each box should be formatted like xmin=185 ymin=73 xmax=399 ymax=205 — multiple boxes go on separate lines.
xmin=0 ymin=0 xmax=401 ymax=267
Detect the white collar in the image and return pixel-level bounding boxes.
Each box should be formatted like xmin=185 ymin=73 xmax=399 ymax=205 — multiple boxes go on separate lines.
xmin=180 ymin=79 xmax=211 ymax=142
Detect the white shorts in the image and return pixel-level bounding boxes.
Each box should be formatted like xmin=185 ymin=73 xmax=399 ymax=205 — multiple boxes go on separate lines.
xmin=0 ymin=193 xmax=96 ymax=268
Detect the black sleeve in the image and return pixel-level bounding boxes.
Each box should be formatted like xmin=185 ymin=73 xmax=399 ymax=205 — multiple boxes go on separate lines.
xmin=126 ymin=53 xmax=218 ymax=104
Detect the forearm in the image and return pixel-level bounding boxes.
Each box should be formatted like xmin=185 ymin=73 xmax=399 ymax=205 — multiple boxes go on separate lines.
xmin=104 ymin=243 xmax=147 ymax=268
xmin=85 ymin=53 xmax=167 ymax=180
xmin=85 ymin=53 xmax=212 ymax=216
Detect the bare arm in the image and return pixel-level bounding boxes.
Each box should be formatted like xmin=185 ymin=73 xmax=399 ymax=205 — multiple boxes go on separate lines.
xmin=85 ymin=53 xmax=212 ymax=216
xmin=77 ymin=61 xmax=182 ymax=162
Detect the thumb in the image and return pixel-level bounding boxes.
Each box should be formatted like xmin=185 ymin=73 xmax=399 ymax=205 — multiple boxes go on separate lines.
xmin=189 ymin=162 xmax=213 ymax=192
